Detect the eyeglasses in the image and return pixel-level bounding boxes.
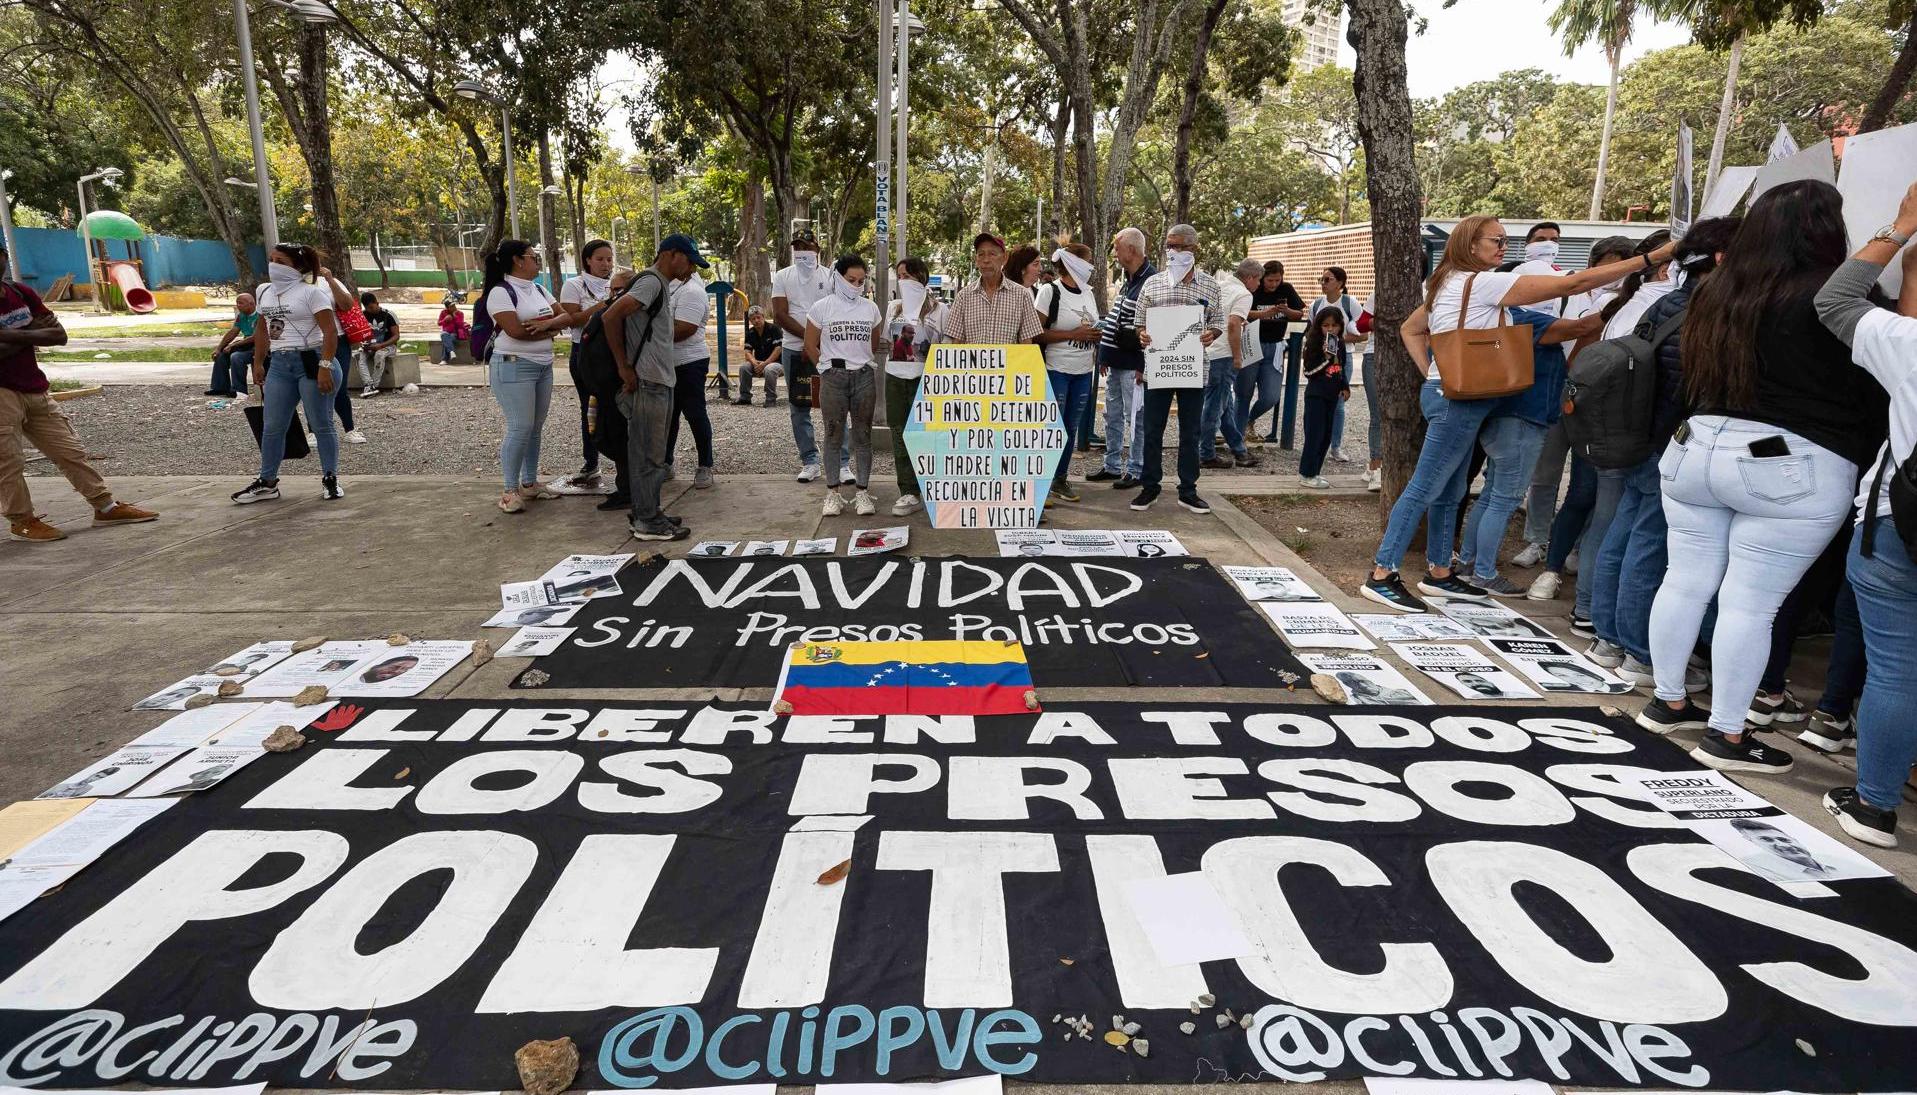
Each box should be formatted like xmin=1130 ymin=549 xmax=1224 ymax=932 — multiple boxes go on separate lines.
xmin=1478 ymin=235 xmax=1508 ymax=248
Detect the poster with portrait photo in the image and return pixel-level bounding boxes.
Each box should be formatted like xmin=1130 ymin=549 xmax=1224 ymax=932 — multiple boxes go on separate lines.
xmin=481 ymin=601 xmax=584 ymax=629
xmin=1437 ymin=601 xmax=1555 ymax=640
xmin=1259 ymin=603 xmax=1375 ymax=649
xmin=539 ymin=553 xmax=634 ymax=603
xmin=336 ymin=641 xmax=474 ymax=698
xmin=499 ymin=580 xmax=566 ymax=610
xmin=204 ymin=641 xmax=296 ymax=680
xmin=1223 ymin=566 xmax=1322 ymax=603
xmin=1392 ymin=642 xmax=1540 ymax=700
xmin=793 ymin=538 xmax=838 ymax=557
xmin=1055 ymin=531 xmax=1122 ymax=556
xmin=1353 ymin=613 xmax=1476 ymax=643
xmin=1624 ymin=771 xmax=1890 ymax=884
xmin=242 ymin=641 xmax=389 ymax=696
xmin=690 ymin=541 xmax=743 ymax=558
xmin=1485 ymin=638 xmax=1634 ymax=694
xmin=130 ymin=675 xmax=230 ymax=711
xmin=743 ymin=540 xmax=791 ymax=558
xmin=127 ymin=745 xmax=268 ymax=798
xmin=849 ymin=526 xmax=909 ymax=556
xmin=498 ymin=627 xmax=575 ymax=658
xmin=38 ymin=745 xmax=192 ymax=799
xmin=1114 ymin=530 xmax=1189 ymax=558
xmin=994 ymin=530 xmax=1057 ymax=557
xmin=204 ymin=701 xmax=338 ymax=747
xmin=1297 ymin=652 xmax=1433 ymax=705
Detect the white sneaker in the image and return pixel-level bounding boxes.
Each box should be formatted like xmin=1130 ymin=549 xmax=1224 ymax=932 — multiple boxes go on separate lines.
xmin=306 ymin=432 xmax=317 ymax=446
xmin=840 ymin=464 xmax=856 ymax=486
xmin=892 ymin=493 xmax=922 ymax=516
xmin=234 ymin=392 xmax=251 ymax=405
xmin=1565 ymin=548 xmax=1580 ymax=575
xmin=1332 ymin=447 xmax=1351 ymax=463
xmin=1300 ymin=475 xmax=1330 ymax=489
xmin=343 ymin=429 xmax=368 ymax=444
xmin=360 ymin=386 xmax=378 ymax=398
xmin=694 ymin=466 xmax=715 ymax=489
xmin=796 ymin=463 xmax=823 ymax=483
xmin=1586 ymin=640 xmax=1626 ymax=668
xmin=822 ymin=491 xmax=847 ymax=516
xmin=1618 ymin=656 xmax=1655 ymax=687
xmin=1526 ymin=570 xmax=1561 ymax=600
xmin=1364 ymin=468 xmax=1381 ymax=492
xmin=854 ymin=490 xmax=877 ymax=516
xmin=1512 ymin=541 xmax=1546 ymax=569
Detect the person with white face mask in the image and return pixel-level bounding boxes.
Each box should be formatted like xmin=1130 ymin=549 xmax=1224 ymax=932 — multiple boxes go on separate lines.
xmin=1034 ymin=243 xmax=1104 ymax=502
xmin=1131 ymin=223 xmax=1226 ymax=515
xmin=232 ymin=242 xmax=347 ymax=505
xmin=558 ymin=238 xmax=616 ymax=483
xmin=804 ymin=255 xmax=885 ymax=517
xmin=772 ymin=228 xmax=849 ymax=484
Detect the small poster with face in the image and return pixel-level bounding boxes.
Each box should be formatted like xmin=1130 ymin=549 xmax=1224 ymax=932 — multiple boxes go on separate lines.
xmin=793 ymin=538 xmax=838 ymax=556
xmin=849 ymin=526 xmax=910 ymax=556
xmin=690 ymin=541 xmax=742 ymax=558
xmin=1114 ymin=530 xmax=1189 ymax=558
xmin=1297 ymin=652 xmax=1433 ymax=706
xmin=743 ymin=540 xmax=791 ymax=557
xmin=1624 ymin=771 xmax=1890 ymax=884
xmin=337 ymin=641 xmax=474 ymax=697
xmin=1485 ymin=638 xmax=1634 ymax=694
xmin=1352 ymin=613 xmax=1477 ymax=643
xmin=1260 ymin=603 xmax=1375 ymax=650
xmin=1392 ymin=642 xmax=1539 ymax=700
xmin=1437 ymin=601 xmax=1555 ymax=640
xmin=481 ymin=602 xmax=584 ymax=629
xmin=1223 ymin=566 xmax=1322 ymax=603
xmin=497 ymin=627 xmax=575 ymax=658
xmin=539 ymin=554 xmax=633 ymax=603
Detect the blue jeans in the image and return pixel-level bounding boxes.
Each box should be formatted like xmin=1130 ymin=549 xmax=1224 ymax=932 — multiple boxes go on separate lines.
xmin=1361 ymin=353 xmax=1381 ymax=462
xmin=1373 ymin=377 xmax=1495 ymax=573
xmin=1242 ymin=339 xmax=1283 ymax=437
xmin=1848 ymin=527 xmax=1917 ymax=809
xmin=1330 ymin=394 xmax=1347 ymax=455
xmin=1102 ymin=370 xmax=1146 ymax=477
xmin=259 ymin=348 xmax=340 ymax=480
xmin=1049 ymin=369 xmax=1093 ymax=480
xmin=1459 ymin=416 xmax=1548 ymax=582
xmin=211 ymin=346 xmax=252 ymax=394
xmin=1574 ymin=471 xmax=1624 ymax=617
xmin=440 ymin=332 xmax=457 ymax=362
xmin=1817 ymin=570 xmax=1867 ymax=718
xmin=1198 ymin=357 xmax=1245 ymax=460
xmin=783 ymin=348 xmax=847 ymax=469
xmin=1591 ymin=455 xmax=1664 ymax=663
xmin=331 ymin=341 xmax=355 ymax=432
xmin=490 ymin=354 xmax=554 ymax=492
xmin=1546 ymin=455 xmax=1597 ymax=571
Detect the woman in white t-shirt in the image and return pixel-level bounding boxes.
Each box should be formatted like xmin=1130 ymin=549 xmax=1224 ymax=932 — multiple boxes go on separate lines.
xmin=885 ymin=256 xmax=946 ymax=516
xmin=1034 ymin=244 xmax=1104 ymax=501
xmin=1359 ymin=214 xmax=1671 ymax=613
xmin=1309 ymin=266 xmax=1366 ymax=464
xmin=804 ymin=255 xmax=885 ymax=517
xmin=557 ymin=238 xmax=615 ymax=482
xmin=231 ymin=242 xmax=344 ymax=505
xmin=482 ymin=239 xmax=567 ymax=514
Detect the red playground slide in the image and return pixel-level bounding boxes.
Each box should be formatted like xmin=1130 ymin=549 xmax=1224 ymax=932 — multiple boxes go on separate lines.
xmin=102 ymin=260 xmax=156 ymax=313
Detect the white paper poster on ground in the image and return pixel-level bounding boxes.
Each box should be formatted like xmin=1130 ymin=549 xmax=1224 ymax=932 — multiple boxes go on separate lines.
xmin=129 ymin=746 xmax=268 ymax=797
xmin=1260 ymin=603 xmax=1375 ymax=649
xmin=1392 ymin=642 xmax=1539 ymax=700
xmin=0 ymin=801 xmax=92 ymax=860
xmin=1699 ymin=165 xmax=1760 ymax=218
xmin=1223 ymin=565 xmax=1322 ymax=602
xmin=544 ymin=473 xmax=615 ymax=495
xmin=204 ymin=701 xmax=337 ymax=747
xmin=994 ymin=529 xmax=1189 ymax=557
xmin=995 ymin=529 xmax=1057 ymax=556
xmin=499 ymin=580 xmax=565 ymax=610
xmin=335 ymin=641 xmax=473 ymax=698
xmin=743 ymin=540 xmax=790 ymax=557
xmin=1436 ymin=600 xmax=1553 ymax=639
xmin=1364 ymin=1078 xmax=1553 ymax=1095
xmin=243 ymin=640 xmax=388 ymax=696
xmin=131 ymin=675 xmax=230 ymax=711
xmin=1144 ymin=304 xmax=1206 ymax=388
xmin=793 ymin=537 xmax=837 ymax=556
xmin=204 ymin=641 xmax=297 ymax=679
xmin=689 ymin=540 xmax=742 ymax=558
xmin=1114 ymin=530 xmax=1188 ymax=557
xmin=1298 ymin=652 xmax=1433 ymax=705
xmin=1055 ymin=530 xmax=1122 ymax=556
xmin=1749 ymin=139 xmax=1836 ymax=203
xmin=539 ymin=553 xmax=633 ymax=602
xmin=482 ymin=601 xmax=584 ymax=629
xmin=1353 ymin=612 xmax=1475 ymax=642
xmin=38 ymin=745 xmax=191 ymax=799
xmin=7 ymin=798 xmax=176 ymax=869
xmin=0 ymin=863 xmax=88 ymax=926
xmin=1624 ymin=771 xmax=1890 ymax=884
xmin=849 ymin=526 xmax=909 ymax=556
xmin=131 ymin=702 xmax=266 ymax=747
xmin=498 ymin=626 xmax=575 ymax=658
xmin=1837 ymin=122 xmax=1917 ymax=294
xmin=1121 ymin=871 xmax=1256 ymax=966
xmin=1484 ymin=638 xmax=1634 ymax=694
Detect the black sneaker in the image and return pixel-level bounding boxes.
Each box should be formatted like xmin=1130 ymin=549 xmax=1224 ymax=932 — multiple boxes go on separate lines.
xmin=1178 ymin=491 xmax=1211 ymax=515
xmin=1114 ymin=475 xmax=1140 ymax=490
xmin=231 ymin=478 xmax=280 ymax=505
xmin=663 ymin=513 xmax=685 ymax=527
xmin=1747 ymin=689 xmax=1809 ymax=726
xmin=1635 ymin=698 xmax=1711 ymax=734
xmin=1130 ymin=485 xmax=1161 ymax=511
xmin=1824 ymin=787 xmax=1899 ymax=848
xmin=1360 ymin=572 xmax=1429 ymax=613
xmin=1234 ymin=453 xmax=1260 ymax=468
xmin=1052 ymin=481 xmax=1081 ymax=503
xmin=1417 ymin=573 xmax=1490 ymax=602
xmin=1797 ymin=711 xmax=1856 ymax=754
xmin=1690 ymin=729 xmax=1793 ymax=774
xmin=1086 ymin=469 xmax=1120 ymax=482
xmin=630 ymin=520 xmax=690 ymax=542
xmin=321 ymin=476 xmax=344 ymax=500
xmin=733 ymin=398 xmax=752 ymax=405
xmin=1570 ymin=612 xmax=1596 ymax=638
xmin=596 ymin=493 xmax=631 ymax=511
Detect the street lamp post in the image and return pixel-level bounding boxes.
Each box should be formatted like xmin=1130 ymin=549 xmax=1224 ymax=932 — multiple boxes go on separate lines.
xmin=76 ymin=167 xmax=123 ymax=313
xmin=610 ymin=215 xmax=626 ymax=267
xmin=231 ymin=0 xmax=335 ymax=252
xmin=875 ymin=0 xmax=893 ymax=323
xmin=539 ymin=182 xmax=563 ymax=293
xmin=0 ymin=169 xmax=19 ymax=281
xmin=455 ymin=79 xmax=518 ymax=240
xmin=894 ymin=3 xmax=924 ymax=261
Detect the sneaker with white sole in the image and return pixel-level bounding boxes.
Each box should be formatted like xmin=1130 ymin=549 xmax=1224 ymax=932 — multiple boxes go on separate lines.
xmin=822 ymin=492 xmax=847 ymax=516
xmin=1587 ymin=640 xmax=1626 ymax=668
xmin=1747 ymin=688 xmax=1808 ymax=726
xmin=1691 ymin=730 xmax=1793 ymax=774
xmin=1824 ymin=787 xmax=1898 ymax=848
xmin=321 ymin=476 xmax=343 ymax=500
xmin=1526 ymin=570 xmax=1561 ymax=600
xmin=1476 ymin=575 xmax=1529 ymax=598
xmin=854 ymin=490 xmax=877 ymax=516
xmin=1569 ymin=612 xmax=1595 ymax=638
xmin=1361 ymin=572 xmax=1429 ymax=613
xmin=1512 ymin=541 xmax=1547 ymax=569
xmin=694 ymin=466 xmax=715 ymax=490
xmin=231 ymin=479 xmax=281 ymax=505
xmin=1798 ymin=711 xmax=1857 ymax=753
xmin=1332 ymin=447 xmax=1351 ymax=462
xmin=343 ymin=429 xmax=368 ymax=444
xmin=1300 ymin=475 xmax=1331 ymax=489
xmin=1417 ymin=573 xmax=1490 ymax=602
xmin=629 ymin=520 xmax=689 ymax=541
xmin=892 ymin=493 xmax=923 ymax=516
xmin=1618 ymin=655 xmax=1655 ymax=687
xmin=1178 ymin=491 xmax=1212 ymax=515
xmin=1636 ymin=697 xmax=1710 ymax=734
xmin=796 ymin=463 xmax=823 ymax=483
xmin=361 ymin=386 xmax=378 ymax=398
xmin=840 ymin=464 xmax=856 ymax=486
xmin=1364 ymin=468 xmax=1381 ymax=492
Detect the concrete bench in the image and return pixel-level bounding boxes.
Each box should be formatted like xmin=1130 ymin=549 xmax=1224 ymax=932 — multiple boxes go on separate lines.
xmin=377 ymin=352 xmax=422 ymax=390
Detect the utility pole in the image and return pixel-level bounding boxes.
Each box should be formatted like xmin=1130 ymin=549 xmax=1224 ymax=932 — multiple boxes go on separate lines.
xmin=895 ymin=0 xmax=911 ymax=261
xmin=874 ymin=0 xmax=894 ymax=321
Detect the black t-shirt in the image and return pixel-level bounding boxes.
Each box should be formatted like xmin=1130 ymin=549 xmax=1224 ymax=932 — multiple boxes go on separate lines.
xmin=1252 ymin=283 xmax=1306 ymax=344
xmin=365 ymin=308 xmax=399 ymax=345
xmin=744 ymin=323 xmax=780 ymax=363
xmin=1691 ymin=291 xmax=1889 ymax=467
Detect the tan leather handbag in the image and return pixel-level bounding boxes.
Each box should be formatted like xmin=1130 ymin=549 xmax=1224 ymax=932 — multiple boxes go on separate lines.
xmin=1431 ymin=273 xmax=1534 ymax=399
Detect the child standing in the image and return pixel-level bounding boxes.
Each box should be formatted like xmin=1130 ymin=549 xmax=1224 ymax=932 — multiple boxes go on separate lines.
xmin=1297 ymin=307 xmax=1351 ymax=489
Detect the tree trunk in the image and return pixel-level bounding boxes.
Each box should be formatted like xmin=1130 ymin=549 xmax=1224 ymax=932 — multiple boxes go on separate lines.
xmin=537 ymin=129 xmax=562 ymax=296
xmin=1703 ymin=31 xmax=1745 ymax=200
xmin=1049 ymin=94 xmax=1070 ymax=240
xmin=1588 ymin=48 xmax=1620 ymax=221
xmin=977 ymin=121 xmax=999 ymax=236
xmin=734 ymin=174 xmax=771 ymax=308
xmin=1173 ymin=0 xmax=1230 ymax=226
xmin=261 ymin=24 xmax=354 ymax=292
xmin=1345 ymin=0 xmax=1424 ymax=508
xmin=369 ymin=231 xmax=390 ymax=288
xmin=1861 ymin=10 xmax=1917 ymax=134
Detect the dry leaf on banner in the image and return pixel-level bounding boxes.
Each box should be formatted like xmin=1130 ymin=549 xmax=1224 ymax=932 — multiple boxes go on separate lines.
xmin=816 ymin=859 xmax=851 ymax=885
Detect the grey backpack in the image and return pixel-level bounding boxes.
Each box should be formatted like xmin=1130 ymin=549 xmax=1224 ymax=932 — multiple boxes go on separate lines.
xmin=1561 ymin=311 xmax=1684 ymax=470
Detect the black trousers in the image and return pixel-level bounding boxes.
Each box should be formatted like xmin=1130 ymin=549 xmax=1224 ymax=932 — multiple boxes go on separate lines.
xmin=1140 ymin=386 xmax=1203 ymax=492
xmin=594 ymin=383 xmax=630 ymax=498
xmin=665 ymin=359 xmax=715 ymax=469
xmin=569 ymin=359 xmax=599 ymax=473
xmin=1300 ymin=395 xmax=1337 ymax=478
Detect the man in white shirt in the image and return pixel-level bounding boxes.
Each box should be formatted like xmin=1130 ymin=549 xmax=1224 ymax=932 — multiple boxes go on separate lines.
xmin=771 ymin=227 xmax=849 ymax=484
xmin=1199 ymin=258 xmax=1262 ymax=469
xmin=666 ymin=271 xmax=718 ymax=488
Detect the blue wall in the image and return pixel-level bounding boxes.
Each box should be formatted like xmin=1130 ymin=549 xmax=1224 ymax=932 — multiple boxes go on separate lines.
xmin=7 ymin=225 xmax=267 ymax=290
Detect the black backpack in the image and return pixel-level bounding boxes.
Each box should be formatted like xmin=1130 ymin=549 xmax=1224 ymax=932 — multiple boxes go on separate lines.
xmin=576 ymin=271 xmax=667 ymax=394
xmin=1039 ymin=282 xmax=1064 ymax=329
xmin=1862 ymin=449 xmax=1917 ymax=560
xmin=1560 ymin=310 xmax=1684 ymax=470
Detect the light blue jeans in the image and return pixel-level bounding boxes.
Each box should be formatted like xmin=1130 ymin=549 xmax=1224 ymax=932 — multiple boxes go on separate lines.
xmin=1648 ymin=416 xmax=1858 ymax=734
xmin=1373 ymin=377 xmax=1495 ymax=573
xmin=1459 ymin=415 xmax=1548 ymax=582
xmin=490 ymin=354 xmax=554 ymax=492
xmin=1049 ymin=369 xmax=1094 ymax=480
xmin=1102 ymin=370 xmax=1147 ymax=477
xmin=1198 ymin=356 xmax=1246 ymax=460
xmin=1848 ymin=526 xmax=1917 ymax=809
xmin=1592 ymin=454 xmax=1665 ymax=664
xmin=259 ymin=348 xmax=340 ymax=480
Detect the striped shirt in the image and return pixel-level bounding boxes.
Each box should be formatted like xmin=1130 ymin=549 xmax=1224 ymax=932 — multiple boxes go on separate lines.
xmin=1098 ymin=260 xmax=1156 ymax=371
xmin=944 ymin=278 xmax=1042 ymax=345
xmin=1133 ymin=267 xmax=1225 ymax=341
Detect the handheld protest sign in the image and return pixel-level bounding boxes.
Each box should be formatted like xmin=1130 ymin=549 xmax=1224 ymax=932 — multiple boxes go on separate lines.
xmin=902 ymin=343 xmax=1065 ymax=529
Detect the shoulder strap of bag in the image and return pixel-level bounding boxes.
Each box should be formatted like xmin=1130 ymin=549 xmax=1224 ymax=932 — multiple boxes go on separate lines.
xmin=1459 ymin=273 xmax=1476 ymax=325
xmin=1645 ymin=309 xmax=1686 ymax=350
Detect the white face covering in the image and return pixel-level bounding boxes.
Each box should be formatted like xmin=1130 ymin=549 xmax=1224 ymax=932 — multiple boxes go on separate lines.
xmin=1524 ymin=240 xmax=1560 ymax=263
xmin=832 ymin=270 xmax=864 ymax=302
xmin=1165 ymin=248 xmax=1196 ymax=280
xmin=578 ymin=271 xmax=610 ymax=297
xmin=794 ymin=250 xmax=820 ymax=271
xmin=267 ymin=262 xmax=304 ymax=287
xmin=1051 ymin=248 xmax=1095 ymax=288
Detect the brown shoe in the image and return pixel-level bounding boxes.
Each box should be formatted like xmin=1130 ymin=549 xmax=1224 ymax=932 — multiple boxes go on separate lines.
xmin=1200 ymin=456 xmax=1235 ymax=470
xmin=8 ymin=515 xmax=66 ymax=542
xmin=92 ymin=502 xmax=158 ymax=527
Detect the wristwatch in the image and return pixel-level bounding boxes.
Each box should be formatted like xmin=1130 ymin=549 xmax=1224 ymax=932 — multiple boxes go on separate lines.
xmin=1873 ymin=224 xmax=1913 ymax=247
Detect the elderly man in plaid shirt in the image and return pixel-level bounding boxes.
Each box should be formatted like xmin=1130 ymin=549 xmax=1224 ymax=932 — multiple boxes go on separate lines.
xmin=944 ymin=232 xmax=1042 ymax=345
xmin=1129 ymin=223 xmax=1224 ymax=515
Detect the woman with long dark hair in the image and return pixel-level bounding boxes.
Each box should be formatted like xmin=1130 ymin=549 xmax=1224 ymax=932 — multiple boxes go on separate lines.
xmin=1637 ymin=181 xmax=1890 ymax=776
xmin=1004 ymin=245 xmax=1043 ymax=291
xmin=558 ymin=238 xmax=616 ymax=482
xmin=232 ymin=242 xmax=343 ymax=504
xmin=1597 ymin=230 xmax=1674 ymax=340
xmin=1296 ymin=306 xmax=1350 ymax=488
xmin=482 ymin=239 xmax=567 ymax=514
xmin=1360 ymin=215 xmax=1669 ymax=612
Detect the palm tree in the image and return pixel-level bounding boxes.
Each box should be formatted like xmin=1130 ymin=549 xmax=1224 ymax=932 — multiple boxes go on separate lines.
xmin=1549 ymin=0 xmax=1638 ymax=220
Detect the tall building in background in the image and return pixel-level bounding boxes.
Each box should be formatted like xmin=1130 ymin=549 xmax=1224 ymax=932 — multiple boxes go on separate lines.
xmin=1281 ymin=0 xmax=1342 ymax=71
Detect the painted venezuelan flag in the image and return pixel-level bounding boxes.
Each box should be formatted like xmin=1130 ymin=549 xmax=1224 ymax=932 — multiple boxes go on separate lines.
xmin=777 ymin=640 xmax=1038 ymax=716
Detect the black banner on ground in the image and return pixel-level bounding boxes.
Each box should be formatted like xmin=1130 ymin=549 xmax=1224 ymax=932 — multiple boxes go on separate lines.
xmin=518 ymin=554 xmax=1308 ymax=689
xmin=1 ymin=702 xmax=1914 ymax=1091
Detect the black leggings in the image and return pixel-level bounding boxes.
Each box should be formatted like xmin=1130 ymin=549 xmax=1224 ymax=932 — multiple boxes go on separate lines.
xmin=330 ymin=343 xmax=355 ymax=431
xmin=594 ymin=384 xmax=630 ymax=498
xmin=569 ymin=360 xmax=599 ymax=473
xmin=665 ymin=359 xmax=714 ymax=469
xmin=1300 ymin=395 xmax=1336 ymax=478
